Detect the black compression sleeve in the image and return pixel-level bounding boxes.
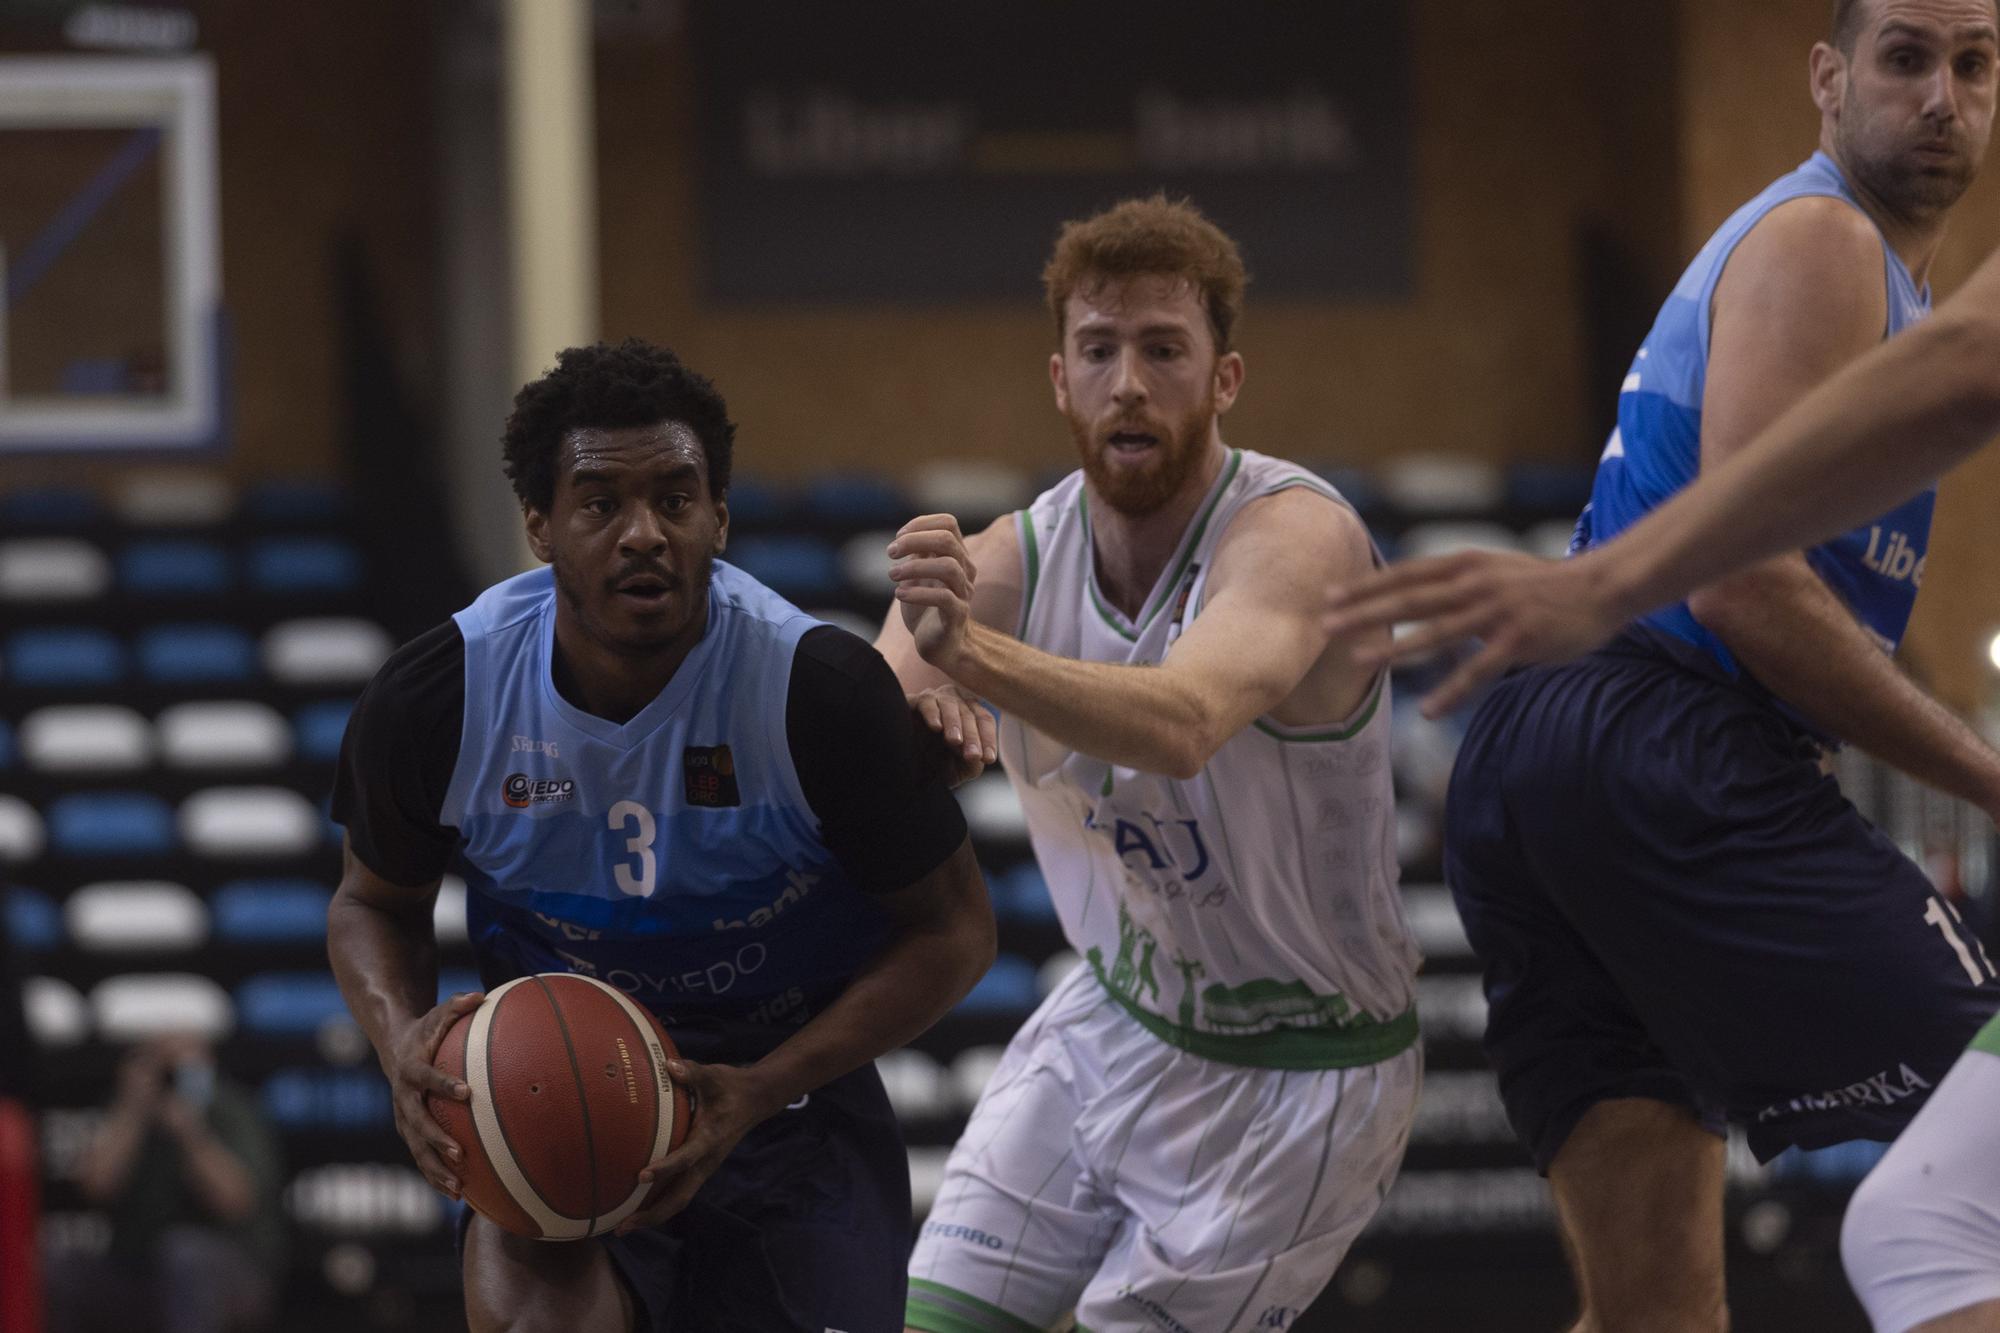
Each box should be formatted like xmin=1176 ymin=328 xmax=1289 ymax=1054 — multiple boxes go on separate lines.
xmin=786 ymin=626 xmax=970 ymax=893
xmin=331 ymin=621 xmax=466 ymax=887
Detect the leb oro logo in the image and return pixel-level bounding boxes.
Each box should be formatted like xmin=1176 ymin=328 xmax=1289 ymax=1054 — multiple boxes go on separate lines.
xmin=502 ymin=772 xmax=576 ymax=809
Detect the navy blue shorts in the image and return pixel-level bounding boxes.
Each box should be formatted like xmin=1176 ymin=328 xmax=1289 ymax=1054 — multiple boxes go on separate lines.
xmin=456 ymin=1062 xmax=910 ymax=1332
xmin=1444 ymin=633 xmax=2000 ymax=1169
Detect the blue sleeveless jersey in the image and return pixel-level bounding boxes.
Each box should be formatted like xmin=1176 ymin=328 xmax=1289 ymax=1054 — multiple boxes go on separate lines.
xmin=1574 ymin=151 xmax=1934 ymax=684
xmin=439 ymin=562 xmax=890 ymax=1058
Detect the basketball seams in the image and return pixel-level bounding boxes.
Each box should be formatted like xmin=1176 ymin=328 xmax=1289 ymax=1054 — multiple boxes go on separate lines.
xmin=465 ymin=977 xmax=588 ymax=1239
xmin=530 ymin=974 xmax=605 ymax=1237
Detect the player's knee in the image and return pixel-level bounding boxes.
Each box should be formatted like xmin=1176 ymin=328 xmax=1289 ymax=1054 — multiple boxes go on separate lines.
xmin=1844 ymin=1153 xmax=2000 ymax=1331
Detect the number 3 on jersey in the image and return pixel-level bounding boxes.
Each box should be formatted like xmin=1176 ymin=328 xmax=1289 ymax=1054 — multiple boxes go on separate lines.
xmin=608 ymin=800 xmax=657 ymax=897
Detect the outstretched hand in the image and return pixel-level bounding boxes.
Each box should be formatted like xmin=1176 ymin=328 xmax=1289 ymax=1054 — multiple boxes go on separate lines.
xmin=1324 ymin=549 xmax=1626 ymax=716
xmin=888 ymin=515 xmax=975 ymax=670
xmin=909 ymin=683 xmax=997 ymax=786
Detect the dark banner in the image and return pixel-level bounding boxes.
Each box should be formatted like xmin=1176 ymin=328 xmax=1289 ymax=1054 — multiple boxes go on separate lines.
xmin=693 ymin=1 xmax=1413 ymax=303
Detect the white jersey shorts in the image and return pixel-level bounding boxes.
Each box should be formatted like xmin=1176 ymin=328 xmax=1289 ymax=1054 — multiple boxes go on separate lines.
xmin=907 ymin=966 xmax=1421 ymax=1333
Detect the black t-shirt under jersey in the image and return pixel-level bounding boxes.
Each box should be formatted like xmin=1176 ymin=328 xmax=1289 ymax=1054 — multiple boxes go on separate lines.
xmin=332 ymin=621 xmax=967 ymax=895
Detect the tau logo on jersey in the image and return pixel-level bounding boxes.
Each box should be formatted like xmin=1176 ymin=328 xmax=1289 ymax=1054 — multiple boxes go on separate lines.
xmin=510 ymin=734 xmax=559 ymax=759
xmin=501 ymin=772 xmax=576 ymax=809
xmin=1861 ymin=526 xmax=1925 ymax=587
xmin=683 ymin=744 xmax=742 ymax=808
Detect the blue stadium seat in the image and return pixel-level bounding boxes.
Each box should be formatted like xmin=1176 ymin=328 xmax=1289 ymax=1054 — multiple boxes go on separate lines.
xmin=3 ymin=887 xmax=62 ymax=952
xmin=721 ymin=476 xmax=788 ymax=528
xmin=46 ymin=791 xmax=176 ymax=857
xmin=801 ymin=474 xmax=909 ymax=527
xmin=136 ymin=624 xmax=256 ymax=683
xmin=247 ymin=537 xmax=363 ymax=594
xmin=236 ymin=971 xmax=351 ymax=1035
xmin=0 ymin=720 xmax=12 ymax=769
xmin=211 ymin=878 xmax=334 ymax=943
xmin=726 ymin=536 xmax=842 ymax=600
xmin=1505 ymin=461 xmax=1597 ymax=515
xmin=294 ymin=699 xmax=357 ymax=763
xmin=438 ymin=969 xmax=484 ymax=1003
xmin=1315 ymin=466 xmax=1383 ymax=516
xmin=244 ymin=480 xmax=349 ymax=524
xmin=953 ymin=954 xmax=1039 ymax=1016
xmin=118 ymin=540 xmax=232 ymax=597
xmin=262 ymin=1068 xmax=392 ymax=1131
xmin=994 ymin=863 xmax=1059 ymax=923
xmin=0 ymin=487 xmax=101 ymax=529
xmin=7 ymin=628 xmax=126 ymax=687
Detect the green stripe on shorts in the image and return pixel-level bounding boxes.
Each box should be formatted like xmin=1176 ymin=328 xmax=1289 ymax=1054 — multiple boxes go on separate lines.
xmin=1971 ymin=1010 xmax=2000 ymax=1059
xmin=906 ymin=1277 xmax=1042 ymax=1333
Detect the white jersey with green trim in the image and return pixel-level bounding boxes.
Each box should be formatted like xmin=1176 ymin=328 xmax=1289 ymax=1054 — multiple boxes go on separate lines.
xmin=999 ymin=446 xmax=1421 ymax=1068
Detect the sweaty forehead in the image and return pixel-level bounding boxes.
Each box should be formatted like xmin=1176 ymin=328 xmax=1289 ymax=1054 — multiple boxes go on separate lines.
xmin=1066 ymin=274 xmax=1207 ymax=334
xmin=1866 ymin=0 xmax=2000 ymax=40
xmin=559 ymin=421 xmax=707 ymax=479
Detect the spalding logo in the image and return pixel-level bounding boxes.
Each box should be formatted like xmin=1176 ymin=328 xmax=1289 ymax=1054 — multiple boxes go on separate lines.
xmin=502 ymin=772 xmax=576 ymax=809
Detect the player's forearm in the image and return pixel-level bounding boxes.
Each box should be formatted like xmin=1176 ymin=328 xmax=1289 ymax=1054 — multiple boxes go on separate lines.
xmin=1696 ymin=567 xmax=2000 ymax=812
xmin=1598 ymin=312 xmax=2000 ymax=623
xmin=742 ymin=844 xmax=994 ymax=1108
xmin=327 ymin=887 xmax=442 ymax=1066
xmin=940 ymin=621 xmax=1214 ymax=778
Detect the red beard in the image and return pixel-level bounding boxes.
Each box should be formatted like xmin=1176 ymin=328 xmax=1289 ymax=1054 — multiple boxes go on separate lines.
xmin=1069 ymin=396 xmax=1217 ymax=517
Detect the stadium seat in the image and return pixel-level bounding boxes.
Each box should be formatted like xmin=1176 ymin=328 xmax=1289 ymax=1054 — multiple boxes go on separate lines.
xmin=23 ymin=977 xmax=89 ymax=1047
xmin=948 ymin=1045 xmax=1008 ymax=1111
xmin=0 ymin=539 xmax=112 ymax=602
xmin=137 ymin=623 xmax=257 ymax=683
xmin=0 ymin=487 xmax=100 ymax=529
xmin=1396 ymin=521 xmax=1525 ymax=561
xmin=875 ymin=1049 xmax=951 ymax=1120
xmin=212 ymin=878 xmax=333 ymax=943
xmin=1313 ymin=465 xmax=1384 ymax=516
xmin=837 ymin=530 xmax=896 ymax=597
xmin=236 ymin=971 xmax=350 ymax=1035
xmin=293 ymin=699 xmax=356 ymax=763
xmin=432 ymin=875 xmax=468 ymax=945
xmin=1402 ymin=884 xmax=1473 ymax=959
xmin=262 ymin=1068 xmax=392 ymax=1132
xmin=244 ymin=479 xmax=349 ymax=524
xmin=1524 ymin=518 xmax=1579 ymax=560
xmin=0 ymin=797 xmax=46 ymax=864
xmin=726 ymin=536 xmax=843 ymax=600
xmin=262 ymin=618 xmax=393 ymax=685
xmin=3 ymin=887 xmax=62 ymax=953
xmin=46 ymin=791 xmax=176 ymax=857
xmin=958 ymin=773 xmax=1027 ymax=841
xmin=119 ymin=540 xmax=233 ymax=597
xmin=247 ymin=536 xmax=364 ymax=594
xmin=910 ymin=460 xmax=1032 ymax=526
xmin=6 ymin=628 xmax=126 ymax=688
xmin=994 ymin=862 xmax=1059 ymax=923
xmin=157 ymin=700 xmax=292 ymax=768
xmin=1381 ymin=454 xmax=1505 ymax=516
xmin=1037 ymin=949 xmax=1082 ymax=998
xmin=66 ymin=881 xmax=208 ymax=952
xmin=285 ymin=1163 xmax=444 ymax=1235
xmin=952 ymin=953 xmax=1039 ymax=1016
xmin=907 ymin=1146 xmax=951 ymax=1214
xmin=802 ymin=608 xmax=877 ymax=641
xmin=179 ymin=786 xmax=322 ymax=858
xmin=1505 ymin=461 xmax=1597 ymax=514
xmin=720 ymin=475 xmax=787 ymax=528
xmin=0 ymin=720 xmax=11 ymax=769
xmin=801 ymin=474 xmax=909 ymax=527
xmin=20 ymin=705 xmax=154 ymax=772
xmin=111 ymin=471 xmax=236 ymax=527
xmin=91 ymin=973 xmax=234 ymax=1041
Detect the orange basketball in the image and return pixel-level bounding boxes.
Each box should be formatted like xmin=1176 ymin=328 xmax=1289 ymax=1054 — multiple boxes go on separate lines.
xmin=428 ymin=973 xmax=693 ymax=1240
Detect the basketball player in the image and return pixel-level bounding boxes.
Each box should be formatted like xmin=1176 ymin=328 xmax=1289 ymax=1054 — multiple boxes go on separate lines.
xmin=877 ymin=196 xmax=1422 ymax=1333
xmin=1343 ymin=4 xmax=2000 ymax=1329
xmin=328 ymin=340 xmax=996 ymax=1333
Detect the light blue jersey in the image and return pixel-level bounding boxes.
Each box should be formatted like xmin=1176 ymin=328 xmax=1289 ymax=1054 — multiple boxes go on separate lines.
xmin=439 ymin=562 xmax=889 ymax=1058
xmin=1575 ymin=151 xmax=1934 ymax=696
